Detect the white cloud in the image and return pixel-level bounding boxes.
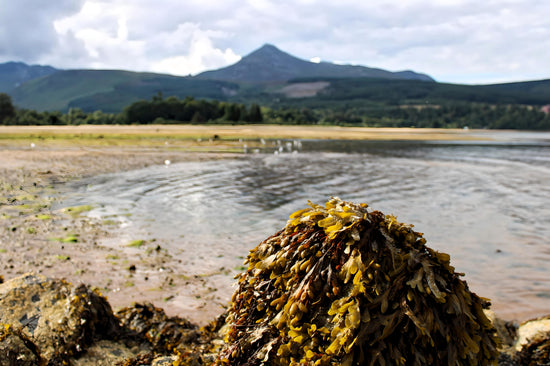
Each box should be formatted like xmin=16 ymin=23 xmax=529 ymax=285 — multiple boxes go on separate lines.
xmin=1 ymin=0 xmax=549 ymax=83
xmin=152 ymin=26 xmax=241 ymax=76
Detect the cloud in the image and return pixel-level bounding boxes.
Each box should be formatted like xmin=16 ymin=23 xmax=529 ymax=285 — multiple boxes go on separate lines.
xmin=151 ymin=25 xmax=241 ymax=76
xmin=1 ymin=0 xmax=549 ymax=83
xmin=0 ymin=0 xmax=86 ymax=63
xmin=47 ymin=0 xmax=242 ymax=74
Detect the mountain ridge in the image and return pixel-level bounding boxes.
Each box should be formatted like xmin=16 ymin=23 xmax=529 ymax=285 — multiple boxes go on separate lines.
xmin=0 ymin=61 xmax=58 ymax=93
xmin=1 ymin=44 xmax=550 ymax=114
xmin=195 ymin=44 xmax=434 ymax=82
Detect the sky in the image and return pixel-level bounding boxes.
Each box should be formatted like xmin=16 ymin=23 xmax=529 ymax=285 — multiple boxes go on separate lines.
xmin=1 ymin=0 xmax=549 ymax=85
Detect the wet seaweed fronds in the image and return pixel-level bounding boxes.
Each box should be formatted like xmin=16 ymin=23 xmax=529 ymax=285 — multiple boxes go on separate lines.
xmin=216 ymin=197 xmax=500 ymax=365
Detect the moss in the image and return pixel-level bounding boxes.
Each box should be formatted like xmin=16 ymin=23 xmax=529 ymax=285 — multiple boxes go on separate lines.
xmin=50 ymin=235 xmax=79 ymax=243
xmin=63 ymin=205 xmax=93 ymax=217
xmin=127 ymin=240 xmax=145 ymax=248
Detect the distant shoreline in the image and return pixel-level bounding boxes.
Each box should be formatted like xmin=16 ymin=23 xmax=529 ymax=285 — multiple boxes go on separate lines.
xmin=0 ymin=124 xmax=491 ymax=143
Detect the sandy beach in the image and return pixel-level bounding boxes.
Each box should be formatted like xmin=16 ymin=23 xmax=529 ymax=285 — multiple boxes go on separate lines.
xmin=0 ymin=125 xmax=515 ymax=325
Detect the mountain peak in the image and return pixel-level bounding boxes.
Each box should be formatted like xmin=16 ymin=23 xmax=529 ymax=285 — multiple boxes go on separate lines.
xmin=257 ymin=43 xmax=279 ymax=51
xmin=244 ymin=44 xmax=302 ymax=64
xmin=196 ymin=44 xmax=434 ymax=83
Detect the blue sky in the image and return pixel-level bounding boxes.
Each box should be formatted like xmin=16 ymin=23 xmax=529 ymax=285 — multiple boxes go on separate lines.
xmin=1 ymin=0 xmax=549 ymax=84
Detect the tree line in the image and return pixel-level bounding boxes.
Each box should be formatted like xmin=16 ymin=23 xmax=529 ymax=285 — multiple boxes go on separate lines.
xmin=1 ymin=92 xmax=549 ymax=130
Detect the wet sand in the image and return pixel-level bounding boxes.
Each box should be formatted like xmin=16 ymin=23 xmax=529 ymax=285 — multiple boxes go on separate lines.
xmin=0 ymin=125 xmax=503 ymax=325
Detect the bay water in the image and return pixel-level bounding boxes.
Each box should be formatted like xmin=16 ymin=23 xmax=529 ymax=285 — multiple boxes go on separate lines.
xmin=61 ymin=131 xmax=550 ymax=320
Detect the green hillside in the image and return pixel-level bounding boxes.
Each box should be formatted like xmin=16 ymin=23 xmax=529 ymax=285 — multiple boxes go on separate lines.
xmin=11 ymin=70 xmax=144 ymax=111
xmin=11 ymin=70 xmax=239 ymax=113
xmin=270 ymin=77 xmax=550 ymax=108
xmin=0 ymin=62 xmax=57 ymax=93
xmin=8 ymin=69 xmax=550 ymax=115
xmin=4 ymin=43 xmax=550 ymax=115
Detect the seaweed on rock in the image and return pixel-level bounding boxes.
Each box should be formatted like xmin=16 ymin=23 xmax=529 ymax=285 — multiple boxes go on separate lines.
xmin=215 ymin=197 xmax=500 ymax=365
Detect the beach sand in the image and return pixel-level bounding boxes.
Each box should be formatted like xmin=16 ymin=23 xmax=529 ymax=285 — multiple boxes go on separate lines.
xmin=0 ymin=125 xmax=503 ymax=325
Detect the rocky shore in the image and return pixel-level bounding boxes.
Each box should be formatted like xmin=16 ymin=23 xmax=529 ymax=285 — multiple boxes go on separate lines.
xmin=0 ymin=272 xmax=549 ymax=365
xmin=0 ymin=146 xmax=240 ymax=325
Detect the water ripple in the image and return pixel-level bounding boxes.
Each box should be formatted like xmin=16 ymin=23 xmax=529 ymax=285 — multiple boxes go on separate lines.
xmin=61 ymin=138 xmax=550 ymax=319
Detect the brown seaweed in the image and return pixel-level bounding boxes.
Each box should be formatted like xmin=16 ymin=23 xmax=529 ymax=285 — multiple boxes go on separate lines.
xmin=215 ymin=197 xmax=500 ymax=365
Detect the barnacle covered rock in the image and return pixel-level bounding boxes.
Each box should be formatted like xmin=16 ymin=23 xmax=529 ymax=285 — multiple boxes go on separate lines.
xmin=0 ymin=273 xmax=120 ymax=364
xmin=0 ymin=324 xmax=42 ymax=366
xmin=216 ymin=197 xmax=500 ymax=365
xmin=516 ymin=331 xmax=550 ymax=365
xmin=0 ymin=274 xmax=225 ymax=365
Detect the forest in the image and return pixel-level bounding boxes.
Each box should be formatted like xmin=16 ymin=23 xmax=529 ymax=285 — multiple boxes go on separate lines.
xmin=1 ymin=92 xmax=549 ymax=130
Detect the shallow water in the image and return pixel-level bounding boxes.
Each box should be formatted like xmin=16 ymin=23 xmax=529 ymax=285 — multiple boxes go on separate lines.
xmin=61 ymin=131 xmax=550 ymax=320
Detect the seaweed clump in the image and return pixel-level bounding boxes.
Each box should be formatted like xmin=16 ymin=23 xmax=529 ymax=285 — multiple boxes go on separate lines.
xmin=215 ymin=197 xmax=500 ymax=365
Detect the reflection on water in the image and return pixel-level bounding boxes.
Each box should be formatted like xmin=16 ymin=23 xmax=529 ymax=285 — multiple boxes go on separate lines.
xmin=61 ymin=133 xmax=550 ymax=320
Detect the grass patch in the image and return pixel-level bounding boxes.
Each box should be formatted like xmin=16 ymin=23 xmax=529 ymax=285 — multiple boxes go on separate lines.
xmin=56 ymin=255 xmax=70 ymax=261
xmin=62 ymin=235 xmax=79 ymax=243
xmin=50 ymin=234 xmax=79 ymax=243
xmin=64 ymin=205 xmax=93 ymax=217
xmin=36 ymin=214 xmax=51 ymax=220
xmin=0 ymin=249 xmax=7 ymax=253
xmin=127 ymin=239 xmax=145 ymax=248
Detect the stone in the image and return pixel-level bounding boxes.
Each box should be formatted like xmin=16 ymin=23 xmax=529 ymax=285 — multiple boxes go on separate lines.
xmin=0 ymin=324 xmax=41 ymax=366
xmin=514 ymin=315 xmax=550 ymax=351
xmin=70 ymin=340 xmax=139 ymax=366
xmin=0 ymin=273 xmax=120 ymax=363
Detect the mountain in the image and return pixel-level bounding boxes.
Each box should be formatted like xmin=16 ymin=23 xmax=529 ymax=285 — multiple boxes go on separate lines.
xmin=0 ymin=62 xmax=58 ymax=93
xmin=2 ymin=44 xmax=550 ymax=114
xmin=10 ymin=70 xmax=239 ymax=113
xmin=196 ymin=44 xmax=434 ymax=83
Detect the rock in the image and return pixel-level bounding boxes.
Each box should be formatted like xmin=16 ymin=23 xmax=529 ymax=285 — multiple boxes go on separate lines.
xmin=151 ymin=356 xmax=179 ymax=366
xmin=0 ymin=273 xmax=120 ymax=363
xmin=514 ymin=315 xmax=550 ymax=351
xmin=117 ymin=302 xmax=200 ymax=353
xmin=512 ymin=315 xmax=550 ymax=365
xmin=70 ymin=340 xmax=138 ymax=366
xmin=484 ymin=310 xmax=518 ymax=348
xmin=117 ymin=303 xmax=225 ymax=365
xmin=0 ymin=324 xmax=42 ymax=366
xmin=516 ymin=331 xmax=550 ymax=365
xmin=215 ymin=198 xmax=500 ymax=365
xmin=0 ymin=273 xmax=225 ymax=365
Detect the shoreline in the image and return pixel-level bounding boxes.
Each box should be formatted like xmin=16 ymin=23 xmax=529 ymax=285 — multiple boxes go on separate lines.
xmin=0 ymin=125 xmax=546 ymax=324
xmin=0 ymin=145 xmax=241 ymax=325
xmin=0 ymin=124 xmax=492 ymax=143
